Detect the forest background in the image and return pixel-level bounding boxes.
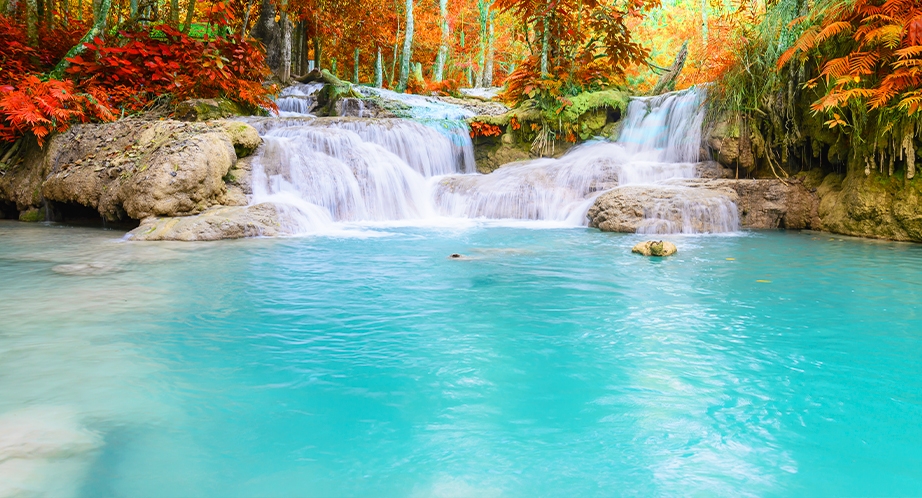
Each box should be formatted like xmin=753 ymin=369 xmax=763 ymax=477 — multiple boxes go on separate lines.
xmin=0 ymin=0 xmax=920 ymax=179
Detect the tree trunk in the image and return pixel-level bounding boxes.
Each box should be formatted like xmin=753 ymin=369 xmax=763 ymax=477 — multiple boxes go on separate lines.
xmin=397 ymin=0 xmax=413 ymax=92
xmin=26 ymin=0 xmax=37 ymax=46
xmin=375 ymin=47 xmax=383 ymax=87
xmin=170 ymin=0 xmax=178 ymax=24
xmin=701 ymin=0 xmax=708 ymax=45
xmin=433 ymin=0 xmax=448 ymax=82
xmin=49 ymin=0 xmax=111 ymax=79
xmin=313 ymin=36 xmax=322 ymax=69
xmin=182 ymin=0 xmax=195 ymax=33
xmin=540 ymin=16 xmax=549 ymax=76
xmin=241 ymin=0 xmax=258 ymax=36
xmin=353 ymin=47 xmax=360 ymax=84
xmin=475 ymin=0 xmax=487 ymax=87
xmin=483 ymin=14 xmax=494 ymax=86
xmin=252 ymin=0 xmax=291 ymax=82
xmin=651 ymin=40 xmax=688 ymax=95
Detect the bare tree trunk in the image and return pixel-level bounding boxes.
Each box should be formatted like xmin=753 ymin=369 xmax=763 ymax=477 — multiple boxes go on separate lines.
xmin=540 ymin=16 xmax=549 ymax=76
xmin=26 ymin=0 xmax=38 ymax=46
xmin=397 ymin=0 xmax=413 ymax=92
xmin=701 ymin=0 xmax=708 ymax=45
xmin=375 ymin=47 xmax=383 ymax=87
xmin=241 ymin=0 xmax=257 ymax=36
xmin=651 ymin=40 xmax=688 ymax=95
xmin=170 ymin=0 xmax=178 ymax=23
xmin=433 ymin=0 xmax=448 ymax=82
xmin=253 ymin=0 xmax=291 ymax=81
xmin=483 ymin=14 xmax=494 ymax=86
xmin=313 ymin=36 xmax=322 ymax=69
xmin=278 ymin=5 xmax=291 ymax=81
xmin=475 ymin=0 xmax=487 ymax=87
xmin=182 ymin=0 xmax=195 ymax=33
xmin=353 ymin=47 xmax=360 ymax=84
xmin=49 ymin=0 xmax=111 ymax=78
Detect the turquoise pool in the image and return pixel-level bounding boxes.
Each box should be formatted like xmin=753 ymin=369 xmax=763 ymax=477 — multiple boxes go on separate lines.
xmin=1 ymin=221 xmax=921 ymax=496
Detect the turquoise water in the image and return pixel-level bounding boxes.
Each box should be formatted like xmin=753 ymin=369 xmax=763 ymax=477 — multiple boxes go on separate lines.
xmin=1 ymin=220 xmax=922 ymax=497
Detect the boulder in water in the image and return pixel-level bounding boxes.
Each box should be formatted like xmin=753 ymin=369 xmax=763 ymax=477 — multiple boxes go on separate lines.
xmin=632 ymin=240 xmax=677 ymax=257
xmin=128 ymin=203 xmax=286 ymax=241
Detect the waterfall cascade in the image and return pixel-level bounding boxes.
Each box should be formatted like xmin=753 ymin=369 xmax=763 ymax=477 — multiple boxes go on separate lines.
xmin=252 ymin=86 xmax=738 ymax=235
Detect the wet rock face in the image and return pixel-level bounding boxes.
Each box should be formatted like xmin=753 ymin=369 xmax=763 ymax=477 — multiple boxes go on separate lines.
xmin=816 ymin=171 xmax=922 ymax=242
xmin=587 ymin=178 xmax=821 ymax=233
xmin=4 ymin=120 xmax=261 ymax=223
xmin=128 ymin=203 xmax=285 ymax=241
xmin=587 ymin=184 xmax=741 ymax=234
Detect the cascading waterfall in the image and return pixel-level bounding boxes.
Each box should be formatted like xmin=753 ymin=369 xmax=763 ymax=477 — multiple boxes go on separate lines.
xmin=248 ymin=85 xmax=738 ymax=235
xmin=275 ymin=83 xmax=325 ymax=116
xmin=432 ymin=86 xmax=738 ymax=232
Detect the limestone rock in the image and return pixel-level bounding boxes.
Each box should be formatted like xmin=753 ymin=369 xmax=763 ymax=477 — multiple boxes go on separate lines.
xmin=128 ymin=203 xmax=286 ymax=241
xmin=174 ymin=98 xmax=249 ymax=121
xmin=1 ymin=120 xmax=263 ymax=223
xmin=815 ymin=170 xmax=922 ymax=242
xmin=703 ymin=116 xmax=756 ymax=173
xmin=673 ymin=178 xmax=820 ymax=229
xmin=587 ymin=178 xmax=820 ymax=233
xmin=587 ymin=185 xmax=740 ymax=233
xmin=632 ymin=240 xmax=677 ymax=257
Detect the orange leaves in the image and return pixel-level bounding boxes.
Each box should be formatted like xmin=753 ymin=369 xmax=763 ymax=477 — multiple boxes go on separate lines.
xmin=0 ymin=77 xmax=116 ymax=145
xmin=469 ymin=121 xmax=503 ymax=138
xmin=496 ymin=0 xmax=656 ymax=105
xmin=780 ymin=0 xmax=922 ymax=122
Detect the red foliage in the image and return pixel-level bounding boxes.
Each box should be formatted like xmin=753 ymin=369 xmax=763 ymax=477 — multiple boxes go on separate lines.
xmin=67 ymin=25 xmax=277 ymax=112
xmin=469 ymin=121 xmax=503 ymax=138
xmin=0 ymin=76 xmax=115 ymax=145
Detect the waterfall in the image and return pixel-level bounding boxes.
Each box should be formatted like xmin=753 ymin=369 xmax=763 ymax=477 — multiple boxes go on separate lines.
xmin=247 ymin=85 xmax=738 ymax=235
xmin=275 ymin=83 xmax=324 ymax=116
xmin=248 ymin=117 xmax=473 ymax=233
xmin=432 ymin=86 xmax=737 ymax=233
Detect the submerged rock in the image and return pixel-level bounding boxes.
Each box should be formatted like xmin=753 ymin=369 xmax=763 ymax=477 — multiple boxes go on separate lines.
xmin=128 ymin=203 xmax=285 ymax=241
xmin=632 ymin=240 xmax=678 ymax=257
xmin=52 ymin=262 xmax=123 ymax=276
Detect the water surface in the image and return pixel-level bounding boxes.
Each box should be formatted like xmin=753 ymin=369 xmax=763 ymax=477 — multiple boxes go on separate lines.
xmin=1 ymin=221 xmax=921 ymax=497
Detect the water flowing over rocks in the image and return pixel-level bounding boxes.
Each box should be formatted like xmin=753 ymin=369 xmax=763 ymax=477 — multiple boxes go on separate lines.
xmin=588 ymin=178 xmax=820 ymax=233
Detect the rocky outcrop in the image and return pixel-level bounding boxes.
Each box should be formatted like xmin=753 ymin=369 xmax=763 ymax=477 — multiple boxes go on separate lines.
xmin=815 ymin=171 xmax=922 ymax=242
xmin=473 ymin=135 xmax=535 ymax=174
xmin=128 ymin=203 xmax=288 ymax=241
xmin=632 ymin=240 xmax=678 ymax=257
xmin=0 ymin=120 xmax=261 ymax=223
xmin=677 ymin=178 xmax=820 ymax=229
xmin=587 ymin=178 xmax=820 ymax=233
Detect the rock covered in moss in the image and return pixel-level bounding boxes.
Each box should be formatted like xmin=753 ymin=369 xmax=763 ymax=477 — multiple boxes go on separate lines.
xmin=18 ymin=207 xmax=44 ymax=222
xmin=175 ymin=99 xmax=251 ymax=121
xmin=632 ymin=240 xmax=677 ymax=257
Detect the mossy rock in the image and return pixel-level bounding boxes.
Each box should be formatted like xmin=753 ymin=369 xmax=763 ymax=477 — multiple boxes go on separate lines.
xmin=632 ymin=240 xmax=678 ymax=257
xmin=18 ymin=207 xmax=44 ymax=222
xmin=175 ymin=99 xmax=249 ymax=121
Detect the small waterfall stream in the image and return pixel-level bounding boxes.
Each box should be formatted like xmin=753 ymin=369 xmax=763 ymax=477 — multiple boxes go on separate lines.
xmin=251 ymin=86 xmax=738 ymax=235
